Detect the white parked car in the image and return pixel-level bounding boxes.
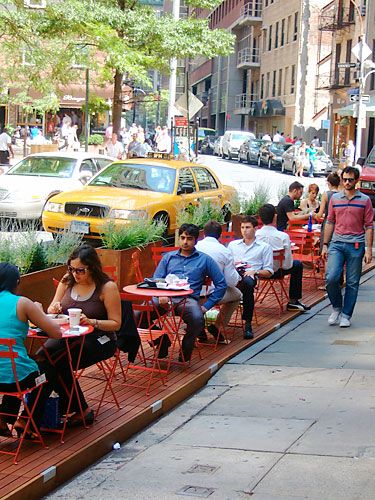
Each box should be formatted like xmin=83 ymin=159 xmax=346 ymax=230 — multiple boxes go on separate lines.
xmin=0 ymin=152 xmax=114 ymax=221
xmin=281 ymin=146 xmax=333 ymax=176
xmin=221 ymin=130 xmax=256 ymax=160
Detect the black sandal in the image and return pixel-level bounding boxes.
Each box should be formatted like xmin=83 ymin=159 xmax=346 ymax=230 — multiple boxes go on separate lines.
xmin=0 ymin=418 xmax=11 ymax=438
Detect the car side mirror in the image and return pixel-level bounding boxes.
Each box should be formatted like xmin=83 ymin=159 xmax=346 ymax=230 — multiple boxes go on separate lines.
xmin=178 ymin=185 xmax=194 ymax=195
xmin=79 ymin=170 xmax=93 ymax=184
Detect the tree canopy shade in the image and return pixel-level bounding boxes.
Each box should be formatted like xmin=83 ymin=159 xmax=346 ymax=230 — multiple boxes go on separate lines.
xmin=0 ymin=0 xmax=234 ymax=131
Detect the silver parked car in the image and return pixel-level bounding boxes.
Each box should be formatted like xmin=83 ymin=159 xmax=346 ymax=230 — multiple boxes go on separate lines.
xmin=281 ymin=146 xmax=333 ymax=176
xmin=213 ymin=136 xmax=224 ymax=156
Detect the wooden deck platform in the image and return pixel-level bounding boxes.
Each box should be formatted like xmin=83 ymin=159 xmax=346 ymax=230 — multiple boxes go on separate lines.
xmin=1 ymin=267 xmax=372 ymax=500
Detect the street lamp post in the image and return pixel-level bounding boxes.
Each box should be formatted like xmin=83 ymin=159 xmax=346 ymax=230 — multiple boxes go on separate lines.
xmin=84 ymin=68 xmax=89 ymax=152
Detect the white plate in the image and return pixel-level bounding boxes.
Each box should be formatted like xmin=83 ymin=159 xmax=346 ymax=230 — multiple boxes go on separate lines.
xmin=62 ymin=325 xmax=89 ymax=335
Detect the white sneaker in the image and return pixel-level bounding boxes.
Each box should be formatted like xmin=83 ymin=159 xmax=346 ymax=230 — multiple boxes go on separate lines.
xmin=328 ymin=310 xmax=341 ymax=325
xmin=339 ymin=317 xmax=351 ymax=328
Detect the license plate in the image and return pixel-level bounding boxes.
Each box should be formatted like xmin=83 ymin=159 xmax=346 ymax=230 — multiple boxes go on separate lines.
xmin=70 ymin=220 xmax=90 ymax=234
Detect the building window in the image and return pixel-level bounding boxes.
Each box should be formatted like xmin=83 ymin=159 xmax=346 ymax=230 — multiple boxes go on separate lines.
xmin=334 ymin=43 xmax=341 ymax=85
xmin=345 ymin=39 xmax=352 ymax=85
xmin=261 ymin=74 xmax=264 ymax=99
xmin=284 ymin=67 xmax=289 ymax=95
xmin=266 ymin=72 xmax=270 ymax=98
xmin=263 ymin=29 xmax=267 ymax=53
xmin=287 ymin=15 xmax=292 ymax=44
xmin=268 ymin=25 xmax=273 ymax=51
xmin=293 ymin=13 xmax=298 ymax=41
xmin=265 ymin=0 xmax=268 ymax=7
xmin=291 ymin=64 xmax=295 ymax=93
xmin=278 ymin=68 xmax=283 ymax=96
xmin=275 ymin=22 xmax=279 ymax=49
xmin=272 ymin=70 xmax=276 ymax=97
xmin=281 ymin=19 xmax=285 ymax=46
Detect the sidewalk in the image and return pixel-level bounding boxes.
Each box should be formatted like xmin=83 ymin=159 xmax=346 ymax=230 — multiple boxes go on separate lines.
xmin=48 ymin=269 xmax=375 ymax=500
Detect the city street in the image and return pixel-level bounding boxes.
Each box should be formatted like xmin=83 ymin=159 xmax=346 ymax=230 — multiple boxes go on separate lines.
xmin=198 ymin=154 xmax=328 ymax=205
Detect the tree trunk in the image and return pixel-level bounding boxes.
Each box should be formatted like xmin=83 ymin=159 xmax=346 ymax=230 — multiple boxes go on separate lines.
xmin=112 ymin=70 xmax=123 ymax=134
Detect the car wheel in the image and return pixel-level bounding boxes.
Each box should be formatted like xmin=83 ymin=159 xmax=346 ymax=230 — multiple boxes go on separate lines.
xmin=257 ymin=156 xmax=261 ymax=167
xmin=292 ymin=162 xmax=296 ymax=176
xmin=268 ymin=158 xmax=272 ymax=169
xmin=222 ymin=203 xmax=231 ymax=223
xmin=153 ymin=212 xmax=170 ymax=237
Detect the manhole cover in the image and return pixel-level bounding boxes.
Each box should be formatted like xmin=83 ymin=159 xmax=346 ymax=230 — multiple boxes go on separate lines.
xmin=177 ymin=485 xmax=215 ymax=497
xmin=185 ymin=464 xmax=219 ymax=475
xmin=332 ymin=340 xmax=359 ymax=346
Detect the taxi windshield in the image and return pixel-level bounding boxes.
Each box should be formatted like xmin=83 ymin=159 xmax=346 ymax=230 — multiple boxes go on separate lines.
xmin=90 ymin=163 xmax=176 ymax=194
xmin=7 ymin=157 xmax=77 ymax=177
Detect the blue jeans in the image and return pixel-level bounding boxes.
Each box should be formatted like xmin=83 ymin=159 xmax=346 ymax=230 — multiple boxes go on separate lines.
xmin=326 ymin=241 xmax=365 ymax=318
xmin=308 ymin=159 xmax=315 ymax=176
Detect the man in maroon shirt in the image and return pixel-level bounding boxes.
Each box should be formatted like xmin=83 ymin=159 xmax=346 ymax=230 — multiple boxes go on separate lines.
xmin=322 ymin=166 xmax=373 ymax=328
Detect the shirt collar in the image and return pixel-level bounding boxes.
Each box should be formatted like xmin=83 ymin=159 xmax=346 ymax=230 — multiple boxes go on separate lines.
xmin=338 ymin=190 xmax=361 ymax=199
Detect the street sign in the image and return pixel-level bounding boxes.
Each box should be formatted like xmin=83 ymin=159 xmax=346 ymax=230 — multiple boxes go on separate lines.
xmin=174 ymin=116 xmax=188 ymax=127
xmin=350 ymin=94 xmax=359 ymax=102
xmin=362 ymin=95 xmax=370 ymax=103
xmin=337 ymin=62 xmax=357 ymax=68
xmin=352 ymin=41 xmax=372 ymax=62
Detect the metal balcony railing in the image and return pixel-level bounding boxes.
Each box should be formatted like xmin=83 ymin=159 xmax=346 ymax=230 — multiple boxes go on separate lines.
xmin=234 ymin=93 xmax=258 ymax=111
xmin=237 ymin=47 xmax=260 ymax=67
xmin=240 ymin=2 xmax=262 ymax=20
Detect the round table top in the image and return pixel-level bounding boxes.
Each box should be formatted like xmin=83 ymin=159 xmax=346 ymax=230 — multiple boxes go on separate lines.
xmin=28 ymin=324 xmax=94 ymax=338
xmin=123 ymin=284 xmax=193 ymax=298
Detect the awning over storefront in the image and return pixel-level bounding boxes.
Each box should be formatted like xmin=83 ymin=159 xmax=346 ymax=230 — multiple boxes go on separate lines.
xmin=337 ymin=96 xmax=375 ymax=117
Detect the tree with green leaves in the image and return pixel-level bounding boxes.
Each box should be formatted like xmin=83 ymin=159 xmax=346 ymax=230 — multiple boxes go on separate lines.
xmin=0 ymin=0 xmax=234 ymax=132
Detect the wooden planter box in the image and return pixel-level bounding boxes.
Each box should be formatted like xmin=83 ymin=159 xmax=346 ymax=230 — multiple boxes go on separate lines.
xmin=18 ymin=264 xmax=66 ymax=309
xmin=231 ymin=214 xmax=243 ymax=239
xmin=97 ymin=241 xmax=162 ymax=289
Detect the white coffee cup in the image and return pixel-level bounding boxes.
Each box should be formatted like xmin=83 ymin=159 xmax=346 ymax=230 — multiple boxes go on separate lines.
xmin=67 ymin=308 xmax=82 ymax=329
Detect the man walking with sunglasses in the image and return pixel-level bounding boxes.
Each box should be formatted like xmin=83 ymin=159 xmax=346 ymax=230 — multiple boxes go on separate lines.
xmin=322 ymin=166 xmax=373 ymax=327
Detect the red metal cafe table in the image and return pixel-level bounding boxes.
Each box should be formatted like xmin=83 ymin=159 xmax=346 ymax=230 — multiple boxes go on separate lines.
xmin=28 ymin=323 xmax=94 ymax=443
xmin=122 ymin=284 xmax=193 ymax=371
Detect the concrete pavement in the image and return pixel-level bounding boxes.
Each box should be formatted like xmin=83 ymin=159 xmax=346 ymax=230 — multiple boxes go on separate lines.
xmin=47 ymin=267 xmax=375 ymax=499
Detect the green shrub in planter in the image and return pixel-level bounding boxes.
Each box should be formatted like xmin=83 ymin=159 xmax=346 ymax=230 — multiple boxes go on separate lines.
xmin=241 ymin=184 xmax=270 ymax=216
xmin=45 ymin=230 xmax=84 ymax=266
xmin=176 ymin=199 xmax=225 ymax=229
xmin=88 ymin=134 xmax=104 ymax=146
xmin=101 ymin=219 xmax=166 ymax=250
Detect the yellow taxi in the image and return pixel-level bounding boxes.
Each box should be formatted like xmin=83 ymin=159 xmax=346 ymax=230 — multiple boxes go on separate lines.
xmin=42 ymin=157 xmax=236 ymax=239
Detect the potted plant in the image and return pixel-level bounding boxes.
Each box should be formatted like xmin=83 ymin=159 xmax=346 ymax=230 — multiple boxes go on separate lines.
xmin=175 ymin=199 xmax=227 ymax=242
xmin=0 ymin=222 xmax=83 ymax=308
xmin=97 ymin=219 xmax=166 ymax=286
xmin=87 ymin=134 xmax=104 ymax=153
xmin=231 ymin=184 xmax=270 ymax=237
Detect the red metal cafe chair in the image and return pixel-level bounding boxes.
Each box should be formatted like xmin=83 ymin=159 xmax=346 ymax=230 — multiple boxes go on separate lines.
xmin=0 ymin=338 xmax=47 ymax=464
xmin=287 ymin=230 xmax=324 ymax=286
xmin=131 ymin=251 xmax=144 ymax=283
xmin=118 ymin=292 xmax=168 ymax=395
xmin=255 ymin=249 xmax=289 ymax=317
xmin=151 ymin=246 xmax=179 ymax=269
xmin=219 ymin=231 xmax=235 ymax=245
xmin=103 ymin=266 xmax=119 ymax=283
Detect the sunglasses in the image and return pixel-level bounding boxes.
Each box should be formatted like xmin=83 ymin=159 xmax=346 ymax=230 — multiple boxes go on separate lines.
xmin=342 ymin=178 xmax=356 ymax=183
xmin=68 ymin=265 xmax=89 ymax=275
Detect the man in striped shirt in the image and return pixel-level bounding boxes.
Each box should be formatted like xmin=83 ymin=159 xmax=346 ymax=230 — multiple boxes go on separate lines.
xmin=322 ymin=166 xmax=373 ymax=327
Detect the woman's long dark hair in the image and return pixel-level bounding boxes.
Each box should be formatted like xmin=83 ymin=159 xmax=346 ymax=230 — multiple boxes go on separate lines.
xmin=0 ymin=263 xmax=20 ymax=293
xmin=62 ymin=244 xmax=111 ymax=289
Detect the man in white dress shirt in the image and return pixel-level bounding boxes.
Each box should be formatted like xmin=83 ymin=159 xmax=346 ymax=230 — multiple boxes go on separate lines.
xmin=196 ymin=221 xmax=242 ymax=342
xmin=228 ymin=215 xmax=273 ymax=339
xmin=256 ymin=204 xmax=311 ymax=312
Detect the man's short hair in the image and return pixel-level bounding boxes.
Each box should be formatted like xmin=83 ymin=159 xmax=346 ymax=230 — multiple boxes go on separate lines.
xmin=342 ymin=166 xmax=360 ymax=180
xmin=241 ymin=215 xmax=258 ymax=228
xmin=289 ymin=181 xmax=304 ymax=192
xmin=259 ymin=204 xmax=275 ymax=225
xmin=203 ymin=220 xmax=222 ymax=239
xmin=178 ymin=223 xmax=200 ymax=240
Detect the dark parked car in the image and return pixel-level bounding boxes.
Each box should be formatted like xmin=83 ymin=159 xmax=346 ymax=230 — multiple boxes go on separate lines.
xmin=359 ymin=146 xmax=375 ymax=217
xmin=200 ymin=135 xmax=218 ymax=155
xmin=258 ymin=142 xmax=292 ymax=170
xmin=238 ymin=139 xmax=267 ymax=164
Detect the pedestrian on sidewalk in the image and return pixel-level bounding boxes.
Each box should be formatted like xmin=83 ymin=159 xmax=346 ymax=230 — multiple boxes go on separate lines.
xmin=322 ymin=166 xmax=373 ymax=328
